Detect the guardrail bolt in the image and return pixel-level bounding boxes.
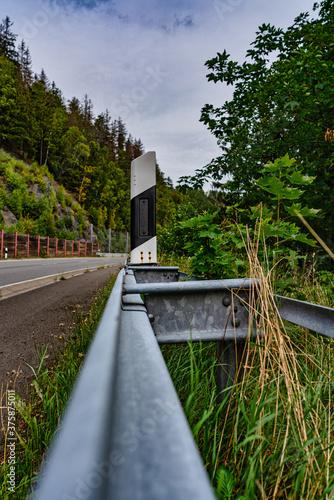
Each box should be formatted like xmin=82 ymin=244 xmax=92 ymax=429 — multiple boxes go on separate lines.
xmin=148 ymin=313 xmax=155 ymax=323
xmin=232 ymin=318 xmax=241 ymax=328
xmin=222 ymin=296 xmax=231 ymax=307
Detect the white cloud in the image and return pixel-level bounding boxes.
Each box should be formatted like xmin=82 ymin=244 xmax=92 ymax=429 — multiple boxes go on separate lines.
xmin=2 ymin=0 xmax=316 ymax=184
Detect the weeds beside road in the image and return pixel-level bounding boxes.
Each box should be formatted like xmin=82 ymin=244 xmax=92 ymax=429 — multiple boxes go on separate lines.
xmin=0 ymin=273 xmax=117 ymax=499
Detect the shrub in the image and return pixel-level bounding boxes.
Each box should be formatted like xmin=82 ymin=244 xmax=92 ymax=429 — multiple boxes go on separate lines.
xmin=65 ymin=193 xmax=72 ymax=207
xmin=64 ymin=215 xmax=73 ymax=230
xmin=7 ymin=189 xmax=23 ymax=217
xmin=37 ymin=212 xmax=56 ymax=237
xmin=56 ymin=186 xmax=66 ymax=207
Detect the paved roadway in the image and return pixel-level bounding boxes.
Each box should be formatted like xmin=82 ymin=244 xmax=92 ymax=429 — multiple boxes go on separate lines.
xmin=0 ymin=256 xmax=125 ymax=287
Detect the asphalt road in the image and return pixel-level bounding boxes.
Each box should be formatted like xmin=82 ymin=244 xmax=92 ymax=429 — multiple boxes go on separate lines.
xmin=0 ymin=265 xmax=120 ymax=453
xmin=0 ymin=256 xmax=125 ymax=287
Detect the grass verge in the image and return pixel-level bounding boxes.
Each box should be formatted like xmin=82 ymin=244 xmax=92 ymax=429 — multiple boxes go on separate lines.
xmin=0 ymin=274 xmax=117 ymax=499
xmin=160 ymin=244 xmax=334 ymax=499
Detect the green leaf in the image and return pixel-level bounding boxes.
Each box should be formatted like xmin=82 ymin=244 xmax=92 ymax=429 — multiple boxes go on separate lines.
xmin=257 ymin=177 xmax=303 ymax=199
xmin=294 ymin=233 xmax=317 ymax=246
xmin=279 ymin=186 xmax=304 ymax=200
xmin=256 ymin=176 xmax=284 ymax=195
xmin=286 ymin=172 xmax=316 ymax=185
xmin=285 ymin=203 xmax=321 ymax=218
xmin=284 ymin=100 xmax=300 ymax=110
xmin=199 ymin=230 xmax=219 ymax=239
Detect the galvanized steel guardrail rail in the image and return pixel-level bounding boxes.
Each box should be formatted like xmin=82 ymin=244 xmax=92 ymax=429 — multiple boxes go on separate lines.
xmin=30 ymin=151 xmax=334 ymax=499
xmin=31 ymin=264 xmax=334 ymax=500
xmin=31 ymin=266 xmax=217 ymax=500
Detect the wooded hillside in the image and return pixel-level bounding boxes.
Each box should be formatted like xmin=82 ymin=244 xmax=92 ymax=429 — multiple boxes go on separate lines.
xmin=0 ymin=16 xmax=181 ymax=237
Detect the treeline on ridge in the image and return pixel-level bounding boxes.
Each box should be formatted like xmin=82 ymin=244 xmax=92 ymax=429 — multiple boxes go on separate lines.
xmin=0 ymin=16 xmax=185 ymax=238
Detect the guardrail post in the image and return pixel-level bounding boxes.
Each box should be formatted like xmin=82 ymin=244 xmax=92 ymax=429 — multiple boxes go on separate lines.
xmin=27 ymin=233 xmax=30 ymax=258
xmin=85 ymin=242 xmax=87 ymax=256
xmin=216 ymin=340 xmax=247 ymax=403
xmin=130 ymin=151 xmax=157 ymax=264
xmin=91 ymin=242 xmax=93 ymax=256
xmin=64 ymin=239 xmax=66 ymax=257
xmin=1 ymin=229 xmax=3 ymax=258
xmin=55 ymin=237 xmax=58 ymax=257
xmin=37 ymin=235 xmax=40 ymax=257
xmin=14 ymin=231 xmax=17 ymax=258
xmin=47 ymin=236 xmax=49 ymax=256
xmin=78 ymin=241 xmax=80 ymax=256
xmin=71 ymin=240 xmax=74 ymax=256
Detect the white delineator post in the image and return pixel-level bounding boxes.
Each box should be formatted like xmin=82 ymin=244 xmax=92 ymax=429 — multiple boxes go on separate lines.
xmin=130 ymin=151 xmax=157 ymax=265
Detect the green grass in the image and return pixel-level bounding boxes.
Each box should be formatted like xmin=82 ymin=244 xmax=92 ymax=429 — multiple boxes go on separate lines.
xmin=0 ymin=274 xmax=117 ymax=499
xmin=2 ymin=253 xmax=334 ymax=499
xmin=161 ymin=329 xmax=334 ymax=499
xmin=160 ymin=251 xmax=334 ymax=499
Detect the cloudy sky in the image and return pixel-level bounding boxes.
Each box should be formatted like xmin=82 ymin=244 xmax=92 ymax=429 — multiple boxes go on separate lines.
xmin=3 ymin=0 xmax=316 ymax=184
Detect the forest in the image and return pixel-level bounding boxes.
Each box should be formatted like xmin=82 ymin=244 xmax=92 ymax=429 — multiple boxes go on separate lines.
xmin=0 ymin=15 xmax=201 ymax=242
xmin=178 ymin=0 xmax=334 ymax=274
xmin=1 ymin=2 xmax=334 ymax=499
xmin=1 ymin=3 xmax=334 ymax=271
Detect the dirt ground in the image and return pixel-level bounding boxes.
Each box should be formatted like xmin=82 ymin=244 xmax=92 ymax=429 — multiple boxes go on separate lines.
xmin=0 ymin=264 xmax=120 ymax=451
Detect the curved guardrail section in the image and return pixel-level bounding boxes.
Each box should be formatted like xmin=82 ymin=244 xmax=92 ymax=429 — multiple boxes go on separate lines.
xmin=30 ymin=263 xmax=334 ymax=499
xmin=31 ymin=267 xmax=216 ymax=500
xmin=275 ymin=294 xmax=334 ymax=339
xmin=30 ymin=152 xmax=334 ymax=499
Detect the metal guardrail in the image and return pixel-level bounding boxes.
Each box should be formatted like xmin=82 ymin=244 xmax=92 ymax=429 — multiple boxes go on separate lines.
xmin=124 ymin=277 xmax=258 ymax=344
xmin=31 ymin=266 xmax=216 ymax=500
xmin=29 ymin=151 xmax=334 ymax=499
xmin=30 ymin=264 xmax=334 ymax=499
xmin=275 ymin=294 xmax=334 ymax=338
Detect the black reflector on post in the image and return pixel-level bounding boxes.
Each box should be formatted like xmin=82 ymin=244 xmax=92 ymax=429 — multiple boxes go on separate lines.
xmin=130 ymin=151 xmax=157 ymax=264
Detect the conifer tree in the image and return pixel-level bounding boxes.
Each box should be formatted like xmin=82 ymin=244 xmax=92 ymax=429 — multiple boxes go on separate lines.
xmin=82 ymin=93 xmax=94 ymax=132
xmin=0 ymin=16 xmax=17 ymax=61
xmin=18 ymin=40 xmax=32 ymax=85
xmin=115 ymin=118 xmax=127 ymax=154
xmin=94 ymin=111 xmax=112 ymax=147
xmin=67 ymin=97 xmax=83 ymax=128
xmin=39 ymin=68 xmax=50 ymax=90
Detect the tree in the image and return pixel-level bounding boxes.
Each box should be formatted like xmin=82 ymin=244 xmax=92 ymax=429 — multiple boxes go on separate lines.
xmin=0 ymin=55 xmax=20 ymax=150
xmin=114 ymin=117 xmax=127 ymax=155
xmin=59 ymin=126 xmax=90 ymax=188
xmin=94 ymin=112 xmax=110 ymax=147
xmin=29 ymin=79 xmax=65 ymax=166
xmin=17 ymin=39 xmax=32 ymax=86
xmin=82 ymin=93 xmax=94 ymax=133
xmin=0 ymin=16 xmax=17 ymax=62
xmin=184 ymin=0 xmax=334 ymax=245
xmin=38 ymin=68 xmax=50 ymax=90
xmin=67 ymin=97 xmax=83 ymax=128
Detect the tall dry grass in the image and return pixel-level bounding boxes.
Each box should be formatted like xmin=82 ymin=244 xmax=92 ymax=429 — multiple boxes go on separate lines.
xmin=162 ymin=222 xmax=334 ymax=499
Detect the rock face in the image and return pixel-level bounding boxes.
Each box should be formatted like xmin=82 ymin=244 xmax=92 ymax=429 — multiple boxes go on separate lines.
xmin=30 ymin=183 xmax=44 ymax=200
xmin=1 ymin=206 xmax=17 ymax=226
xmin=44 ymin=175 xmax=56 ymax=196
xmin=29 ymin=176 xmax=56 ymax=200
xmin=0 ymin=152 xmax=95 ymax=240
